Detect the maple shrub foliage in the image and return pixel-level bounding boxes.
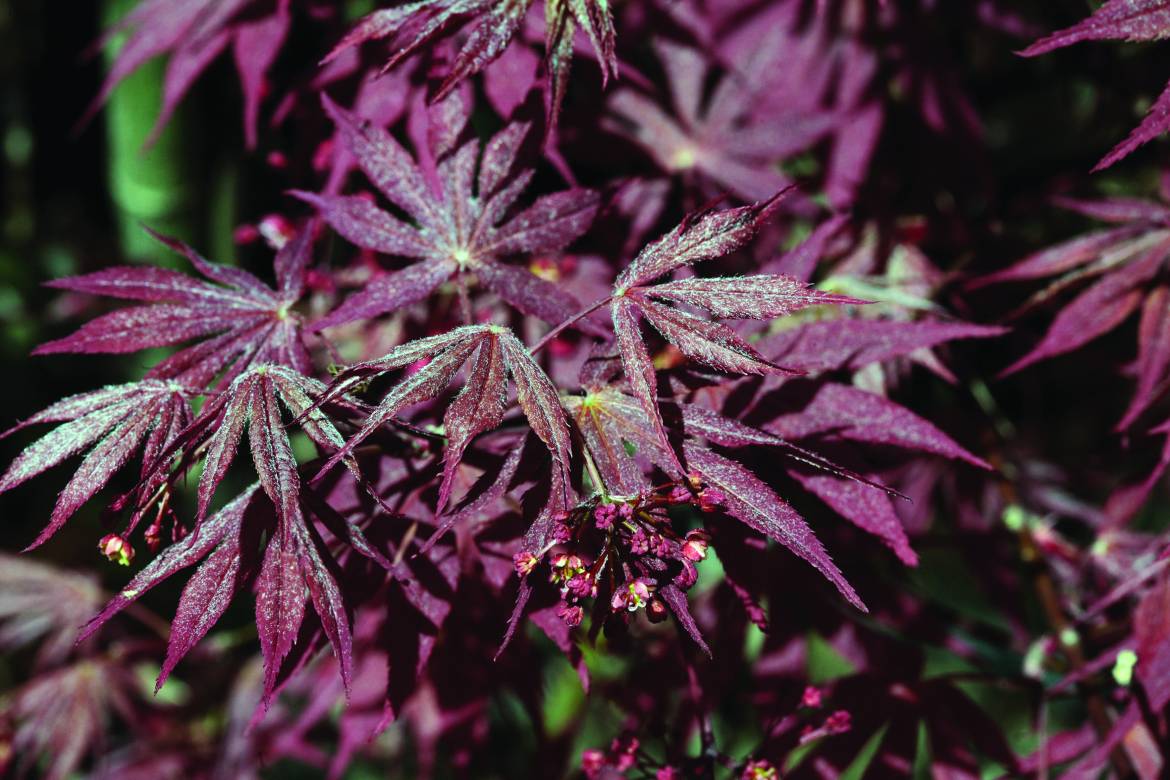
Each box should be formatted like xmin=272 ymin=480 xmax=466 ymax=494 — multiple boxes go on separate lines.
xmin=7 ymin=0 xmax=1170 ymax=778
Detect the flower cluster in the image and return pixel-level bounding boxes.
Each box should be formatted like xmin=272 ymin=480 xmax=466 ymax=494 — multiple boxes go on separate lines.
xmin=515 ymin=482 xmax=717 ymax=632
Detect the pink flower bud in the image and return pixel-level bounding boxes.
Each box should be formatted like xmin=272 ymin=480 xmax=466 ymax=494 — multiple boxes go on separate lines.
xmin=567 ymin=573 xmax=595 ymax=598
xmin=513 ymin=551 xmax=539 ymax=576
xmin=551 ymin=522 xmax=572 ymax=543
xmin=682 ymin=530 xmax=709 ymax=561
xmin=144 ymin=519 xmax=163 ymax=554
xmin=581 ymin=748 xmax=606 ymax=778
xmin=98 ymin=534 xmax=134 ymax=566
xmin=258 ymin=214 xmax=295 ymax=250
xmin=233 ymin=224 xmax=261 ymax=245
xmin=652 ymin=534 xmax=671 ymax=557
xmin=594 ymin=503 xmax=616 ymax=530
xmin=558 ymin=602 xmax=584 ymax=627
xmin=698 ymin=488 xmax=725 ymax=512
xmin=801 ymin=685 xmax=823 ymax=708
xmin=611 ymin=737 xmax=639 ymax=770
xmin=312 ymin=138 xmax=335 ymax=171
xmin=824 ymin=710 xmax=852 ymax=734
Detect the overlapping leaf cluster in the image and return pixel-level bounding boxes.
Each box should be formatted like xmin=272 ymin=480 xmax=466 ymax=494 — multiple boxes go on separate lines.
xmin=11 ymin=0 xmax=1170 ymax=777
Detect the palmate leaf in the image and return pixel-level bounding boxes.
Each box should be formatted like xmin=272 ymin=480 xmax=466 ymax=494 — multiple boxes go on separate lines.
xmin=607 ymin=37 xmax=838 ymax=202
xmin=0 ymin=554 xmax=102 ymax=667
xmin=87 ymin=0 xmax=290 ymax=148
xmin=760 ymin=319 xmax=1008 ymax=374
xmin=78 ymin=484 xmax=260 ymax=674
xmin=684 ymin=444 xmax=866 ymax=611
xmin=564 ymin=386 xmax=867 ymax=608
xmin=763 ymin=382 xmax=992 ymax=470
xmin=9 ymin=658 xmax=139 ymax=780
xmin=1021 ymin=0 xmax=1170 ymax=170
xmin=322 ymin=0 xmax=616 ymax=122
xmin=36 ymin=223 xmax=315 ymax=389
xmin=299 ymin=92 xmax=600 ymax=332
xmin=315 ymin=324 xmax=570 ymax=513
xmin=568 ymin=385 xmax=915 ymax=570
xmin=609 ymin=190 xmax=863 ymax=473
xmin=131 ymin=364 xmax=357 ymax=695
xmin=0 ymin=380 xmax=191 ymax=549
xmin=985 ymin=196 xmax=1170 ymax=420
xmin=79 ymin=478 xmax=353 ymax=698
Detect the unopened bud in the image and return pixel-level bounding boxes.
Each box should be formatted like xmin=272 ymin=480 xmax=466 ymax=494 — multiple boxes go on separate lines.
xmin=98 ymin=534 xmax=134 ymax=566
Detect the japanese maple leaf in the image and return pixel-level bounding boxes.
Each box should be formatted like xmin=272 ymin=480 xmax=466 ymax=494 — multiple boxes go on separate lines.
xmin=608 ymin=190 xmax=862 ymax=474
xmin=35 ymin=223 xmax=315 ymax=389
xmin=0 ymin=380 xmax=192 ymax=550
xmin=607 ymin=38 xmax=838 ymax=202
xmin=562 ymin=385 xmax=867 ymax=609
xmin=0 ymin=554 xmax=101 ymax=667
xmin=121 ymin=364 xmax=379 ymax=697
xmin=761 ymin=319 xmax=1007 ymax=378
xmin=322 ymin=0 xmax=617 ymax=123
xmin=297 ymin=91 xmax=601 ymax=332
xmin=984 ymin=193 xmax=1170 ymax=429
xmin=314 ymin=324 xmax=570 ymax=516
xmin=6 ymin=659 xmax=140 ymax=780
xmin=83 ymin=367 xmax=365 ymax=698
xmin=87 ymin=0 xmax=290 ymax=148
xmin=1021 ymin=0 xmax=1170 ymax=170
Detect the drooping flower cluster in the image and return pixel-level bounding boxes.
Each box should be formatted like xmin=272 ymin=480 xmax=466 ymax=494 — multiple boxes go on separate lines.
xmin=513 ymin=485 xmax=717 ymax=642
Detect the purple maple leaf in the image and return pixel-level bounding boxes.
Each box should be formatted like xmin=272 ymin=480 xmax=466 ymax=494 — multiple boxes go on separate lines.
xmin=0 ymin=380 xmax=191 ymax=550
xmin=763 ymin=382 xmax=992 ymax=470
xmin=986 ymin=194 xmax=1170 ymax=428
xmin=67 ymin=364 xmax=363 ymax=696
xmin=609 ymin=190 xmax=862 ymax=473
xmin=8 ymin=659 xmax=139 ymax=780
xmin=1021 ymin=0 xmax=1170 ymax=170
xmin=315 ymin=324 xmax=571 ymax=514
xmin=298 ymin=91 xmax=600 ymax=332
xmin=36 ymin=224 xmax=316 ymax=389
xmin=563 ymin=387 xmax=871 ymax=609
xmin=322 ymin=0 xmax=617 ymax=123
xmin=607 ymin=38 xmax=838 ymax=202
xmin=760 ymin=319 xmax=1008 ymax=374
xmin=87 ymin=0 xmax=290 ymax=148
xmin=0 ymin=554 xmax=102 ymax=667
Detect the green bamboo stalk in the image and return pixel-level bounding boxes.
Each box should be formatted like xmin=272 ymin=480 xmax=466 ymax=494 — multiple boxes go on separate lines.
xmin=101 ymin=0 xmax=194 ymax=263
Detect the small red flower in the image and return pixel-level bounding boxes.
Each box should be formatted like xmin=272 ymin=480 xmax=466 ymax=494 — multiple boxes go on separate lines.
xmin=97 ymin=534 xmax=134 ymax=567
xmin=742 ymin=759 xmax=779 ymax=780
xmin=513 ymin=551 xmax=539 ymax=576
